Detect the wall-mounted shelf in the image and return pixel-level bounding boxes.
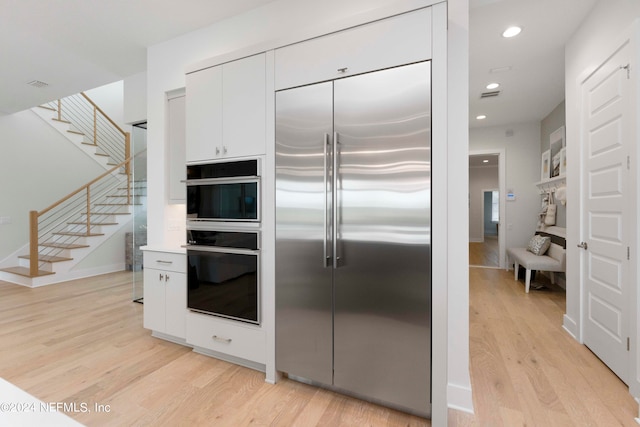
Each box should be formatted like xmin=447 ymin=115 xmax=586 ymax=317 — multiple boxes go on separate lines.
xmin=535 ymin=175 xmax=566 ymax=194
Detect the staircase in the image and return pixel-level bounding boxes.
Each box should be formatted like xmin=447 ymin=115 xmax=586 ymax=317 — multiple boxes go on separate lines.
xmin=0 ymin=93 xmax=141 ymax=287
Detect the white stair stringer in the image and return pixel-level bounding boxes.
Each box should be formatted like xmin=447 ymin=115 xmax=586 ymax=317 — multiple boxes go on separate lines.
xmin=31 ymin=107 xmax=114 ymax=171
xmin=0 ymin=211 xmax=133 ymax=287
xmin=0 ymin=181 xmax=147 ymax=287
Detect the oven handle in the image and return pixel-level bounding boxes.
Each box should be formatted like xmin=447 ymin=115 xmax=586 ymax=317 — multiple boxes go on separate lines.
xmin=185 ymin=245 xmax=259 ymax=255
xmin=184 ymin=176 xmax=260 ymax=186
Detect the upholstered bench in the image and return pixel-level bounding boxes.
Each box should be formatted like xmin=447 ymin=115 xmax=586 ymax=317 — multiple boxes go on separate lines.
xmin=506 ymin=228 xmax=566 ymax=293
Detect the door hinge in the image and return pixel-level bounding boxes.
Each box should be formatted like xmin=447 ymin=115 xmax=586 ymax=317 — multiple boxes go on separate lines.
xmin=628 ymin=155 xmax=631 ymax=170
xmin=628 ymin=246 xmax=630 ymax=260
xmin=621 ymin=64 xmax=631 ymax=79
xmin=628 ymin=337 xmax=631 ymax=351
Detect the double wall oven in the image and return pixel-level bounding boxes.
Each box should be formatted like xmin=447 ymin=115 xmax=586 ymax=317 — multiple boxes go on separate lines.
xmin=185 ymin=159 xmax=261 ymax=325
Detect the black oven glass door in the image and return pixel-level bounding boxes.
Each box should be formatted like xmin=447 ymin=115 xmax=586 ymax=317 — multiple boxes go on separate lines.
xmin=187 ymin=249 xmax=259 ymax=324
xmin=187 ymin=179 xmax=259 ymax=222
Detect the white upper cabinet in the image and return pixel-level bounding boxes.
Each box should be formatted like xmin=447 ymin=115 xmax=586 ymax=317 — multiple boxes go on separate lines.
xmin=186 ymin=53 xmax=266 ymax=163
xmin=186 ymin=65 xmax=222 ymax=162
xmin=274 ymin=7 xmax=432 ymax=91
xmin=222 ymin=54 xmax=266 ymax=158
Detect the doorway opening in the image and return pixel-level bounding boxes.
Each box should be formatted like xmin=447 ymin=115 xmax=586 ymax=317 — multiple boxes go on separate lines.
xmin=469 ymin=150 xmax=506 ymax=268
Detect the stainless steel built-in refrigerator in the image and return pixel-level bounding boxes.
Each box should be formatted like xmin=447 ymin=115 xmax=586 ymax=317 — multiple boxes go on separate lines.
xmin=275 ymin=62 xmax=431 ymax=415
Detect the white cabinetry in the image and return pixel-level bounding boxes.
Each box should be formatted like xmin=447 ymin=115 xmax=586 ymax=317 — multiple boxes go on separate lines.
xmin=186 ymin=53 xmax=266 ymax=163
xmin=143 ymin=249 xmax=187 ymax=341
xmin=274 ymin=7 xmax=432 ymax=90
xmin=186 ymin=312 xmax=266 ymax=368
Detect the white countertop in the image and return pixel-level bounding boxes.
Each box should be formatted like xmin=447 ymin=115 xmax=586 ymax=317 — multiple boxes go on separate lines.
xmin=140 ymin=245 xmax=186 ymax=254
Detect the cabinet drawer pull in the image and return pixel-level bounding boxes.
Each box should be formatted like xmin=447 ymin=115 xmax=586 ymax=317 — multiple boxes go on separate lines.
xmin=212 ymin=335 xmax=232 ymax=344
xmin=156 ymin=260 xmax=173 ymax=264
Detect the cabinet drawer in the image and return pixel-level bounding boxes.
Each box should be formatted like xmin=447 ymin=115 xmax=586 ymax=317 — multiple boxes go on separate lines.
xmin=186 ymin=312 xmax=265 ymax=364
xmin=275 ymin=7 xmax=431 ymax=90
xmin=143 ymin=251 xmax=186 ymax=273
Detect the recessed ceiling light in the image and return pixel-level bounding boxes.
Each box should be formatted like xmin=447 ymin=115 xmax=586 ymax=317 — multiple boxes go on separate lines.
xmin=483 ymin=159 xmax=489 ymax=163
xmin=476 ymin=115 xmax=487 ymax=120
xmin=486 ymin=82 xmax=500 ymax=90
xmin=502 ymin=26 xmax=522 ymax=38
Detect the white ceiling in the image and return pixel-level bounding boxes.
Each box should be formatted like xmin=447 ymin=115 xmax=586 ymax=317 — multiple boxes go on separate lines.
xmin=1 ymin=0 xmax=597 ymax=123
xmin=469 ymin=0 xmax=597 ymax=128
xmin=0 ymin=0 xmax=278 ymax=115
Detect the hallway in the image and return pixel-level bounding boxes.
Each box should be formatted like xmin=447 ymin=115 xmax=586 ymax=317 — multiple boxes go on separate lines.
xmin=451 ymin=267 xmax=637 ymax=426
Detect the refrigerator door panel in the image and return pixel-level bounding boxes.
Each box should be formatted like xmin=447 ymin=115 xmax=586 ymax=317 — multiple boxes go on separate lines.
xmin=333 ymin=62 xmax=432 ymax=413
xmin=275 ymin=82 xmax=334 ymax=385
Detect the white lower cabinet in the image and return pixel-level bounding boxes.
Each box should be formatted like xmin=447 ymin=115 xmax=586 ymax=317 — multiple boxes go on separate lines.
xmin=143 ymin=250 xmax=187 ymax=340
xmin=186 ymin=311 xmax=266 ymax=365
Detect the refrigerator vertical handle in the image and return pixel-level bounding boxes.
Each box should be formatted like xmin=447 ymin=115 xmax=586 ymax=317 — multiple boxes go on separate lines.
xmin=323 ymin=133 xmax=331 ymax=268
xmin=333 ymin=132 xmax=340 ymax=268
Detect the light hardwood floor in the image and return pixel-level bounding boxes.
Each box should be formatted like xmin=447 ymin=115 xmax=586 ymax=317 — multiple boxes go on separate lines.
xmin=0 ymin=268 xmax=637 ymax=426
xmin=469 ymin=236 xmax=499 ymax=268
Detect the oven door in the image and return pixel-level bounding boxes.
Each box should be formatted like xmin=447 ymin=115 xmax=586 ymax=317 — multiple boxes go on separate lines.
xmin=186 ymin=246 xmax=260 ymax=324
xmin=186 ymin=177 xmax=260 ymax=222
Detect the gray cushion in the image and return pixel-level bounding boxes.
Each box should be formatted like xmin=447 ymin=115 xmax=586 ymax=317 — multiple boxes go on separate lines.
xmin=527 ymin=235 xmax=551 ymax=255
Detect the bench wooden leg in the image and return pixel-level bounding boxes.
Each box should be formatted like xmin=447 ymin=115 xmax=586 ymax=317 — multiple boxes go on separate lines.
xmin=549 ymin=271 xmax=556 ymax=285
xmin=525 ymin=269 xmax=532 ymax=293
xmin=514 ymin=261 xmax=519 ymax=281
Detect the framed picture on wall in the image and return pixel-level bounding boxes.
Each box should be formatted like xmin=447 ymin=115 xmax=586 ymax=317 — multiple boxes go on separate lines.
xmin=550 ymin=125 xmax=565 ymax=178
xmin=541 ymin=149 xmax=551 ymax=181
xmin=559 ymin=147 xmax=567 ymax=176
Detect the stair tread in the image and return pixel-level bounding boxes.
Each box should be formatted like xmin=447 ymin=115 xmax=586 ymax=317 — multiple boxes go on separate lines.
xmin=81 ymin=142 xmax=98 ymax=146
xmin=41 ymin=243 xmax=90 ymax=249
xmin=38 ymin=105 xmax=56 ymax=111
xmin=67 ymin=221 xmax=117 ymax=226
xmin=52 ymin=232 xmax=104 ymax=237
xmin=18 ymin=255 xmax=73 ymax=263
xmin=67 ymin=130 xmax=84 ymax=135
xmin=95 ymin=203 xmax=140 ymax=206
xmin=0 ymin=267 xmax=54 ymax=278
xmin=87 ymin=212 xmax=131 ymax=216
xmin=53 ymin=118 xmax=71 ymax=124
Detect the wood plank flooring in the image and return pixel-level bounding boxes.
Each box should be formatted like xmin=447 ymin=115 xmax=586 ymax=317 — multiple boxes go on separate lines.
xmin=0 ymin=267 xmax=637 ymax=426
xmin=0 ymin=272 xmax=427 ymax=427
xmin=469 ymin=236 xmax=499 ymax=267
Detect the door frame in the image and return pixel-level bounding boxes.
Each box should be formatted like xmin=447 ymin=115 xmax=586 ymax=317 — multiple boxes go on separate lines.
xmin=469 ymin=149 xmax=506 ymax=268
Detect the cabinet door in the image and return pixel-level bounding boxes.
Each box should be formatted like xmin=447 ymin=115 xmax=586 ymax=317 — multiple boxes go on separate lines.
xmin=186 ymin=65 xmax=222 ymax=162
xmin=143 ymin=268 xmax=166 ymax=332
xmin=275 ymin=7 xmax=431 ymax=90
xmin=222 ymin=53 xmax=266 ymax=158
xmin=167 ymin=93 xmax=186 ymax=202
xmin=164 ymin=272 xmax=186 ymax=339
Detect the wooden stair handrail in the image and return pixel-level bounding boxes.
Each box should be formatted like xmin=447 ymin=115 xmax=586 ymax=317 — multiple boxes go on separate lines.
xmin=80 ymin=92 xmax=128 ymax=136
xmin=38 ymin=154 xmax=131 ymax=217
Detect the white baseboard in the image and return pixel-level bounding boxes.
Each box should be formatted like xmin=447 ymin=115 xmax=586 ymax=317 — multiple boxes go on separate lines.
xmin=469 ymin=238 xmax=483 ymax=243
xmin=562 ymin=314 xmax=578 ymax=341
xmin=447 ymin=382 xmax=474 ymax=414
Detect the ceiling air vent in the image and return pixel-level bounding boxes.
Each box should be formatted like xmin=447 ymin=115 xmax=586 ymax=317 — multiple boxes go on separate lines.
xmin=480 ymin=90 xmax=500 ymax=99
xmin=27 ymin=80 xmax=49 ymax=88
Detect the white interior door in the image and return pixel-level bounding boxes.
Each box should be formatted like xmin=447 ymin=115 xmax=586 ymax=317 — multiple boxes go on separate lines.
xmin=580 ymin=39 xmax=633 ymax=383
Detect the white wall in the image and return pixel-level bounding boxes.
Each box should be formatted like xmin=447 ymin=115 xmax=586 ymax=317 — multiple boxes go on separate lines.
xmin=469 ymin=166 xmax=498 ymax=241
xmin=470 ymin=123 xmax=541 ymax=251
xmin=0 ymin=110 xmax=106 ymax=262
xmin=85 ymin=81 xmax=126 ymax=130
xmin=144 ymin=0 xmax=470 ymax=422
xmin=123 ymin=72 xmax=147 ymax=125
xmin=564 ymin=0 xmax=640 ymax=395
